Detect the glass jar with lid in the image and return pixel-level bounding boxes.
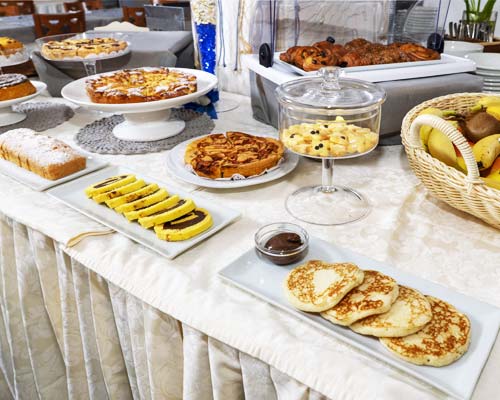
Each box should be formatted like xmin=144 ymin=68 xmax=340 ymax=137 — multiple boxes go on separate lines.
xmin=276 ymin=66 xmax=386 ymax=225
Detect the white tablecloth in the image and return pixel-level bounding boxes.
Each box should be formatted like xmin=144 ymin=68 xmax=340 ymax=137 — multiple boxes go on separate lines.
xmin=0 ymin=92 xmax=499 ymax=400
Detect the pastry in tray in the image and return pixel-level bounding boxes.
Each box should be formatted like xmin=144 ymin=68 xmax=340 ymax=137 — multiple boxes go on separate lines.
xmin=0 ymin=128 xmax=86 ymax=180
xmin=279 ymin=38 xmax=440 ymax=72
xmin=86 ymin=67 xmax=197 ymax=104
xmin=0 ymin=74 xmax=36 ymax=101
xmin=284 ymin=261 xmax=471 ymax=367
xmin=85 ymin=175 xmax=212 ymax=241
xmin=41 ymin=37 xmax=128 ymax=60
xmin=184 ymin=132 xmax=285 ymax=179
xmin=0 ymin=37 xmax=24 ymax=60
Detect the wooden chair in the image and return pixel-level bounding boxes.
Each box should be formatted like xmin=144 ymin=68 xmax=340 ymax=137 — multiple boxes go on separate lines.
xmin=64 ymin=1 xmax=85 ymax=13
xmin=0 ymin=1 xmax=33 ymax=15
xmin=85 ymin=0 xmax=103 ymax=10
xmin=122 ymin=6 xmax=146 ymax=27
xmin=0 ymin=4 xmax=20 ymax=16
xmin=33 ymin=11 xmax=86 ymax=38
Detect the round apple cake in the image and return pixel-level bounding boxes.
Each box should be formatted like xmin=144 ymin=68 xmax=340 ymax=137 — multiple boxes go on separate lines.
xmin=0 ymin=74 xmax=36 ymax=101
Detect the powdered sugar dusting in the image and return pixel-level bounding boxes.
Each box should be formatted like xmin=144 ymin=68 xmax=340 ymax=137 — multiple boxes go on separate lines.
xmin=0 ymin=128 xmax=83 ymax=167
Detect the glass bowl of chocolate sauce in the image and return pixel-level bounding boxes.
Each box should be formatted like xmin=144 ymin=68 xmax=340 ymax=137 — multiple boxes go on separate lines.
xmin=254 ymin=222 xmax=309 ymax=266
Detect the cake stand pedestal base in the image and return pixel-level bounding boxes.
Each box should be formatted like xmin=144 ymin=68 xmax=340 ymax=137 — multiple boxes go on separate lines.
xmin=0 ymin=107 xmax=27 ymax=127
xmin=285 ymin=185 xmax=370 ymax=225
xmin=113 ymin=109 xmax=186 ymax=142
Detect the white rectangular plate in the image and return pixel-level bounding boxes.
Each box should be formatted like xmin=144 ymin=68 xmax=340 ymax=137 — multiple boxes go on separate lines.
xmin=0 ymin=156 xmax=108 ymax=191
xmin=218 ymin=237 xmax=500 ymax=400
xmin=47 ymin=165 xmax=240 ymax=259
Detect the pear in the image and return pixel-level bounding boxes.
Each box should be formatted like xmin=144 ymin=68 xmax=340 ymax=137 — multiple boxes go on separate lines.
xmin=428 ymin=128 xmax=457 ymax=168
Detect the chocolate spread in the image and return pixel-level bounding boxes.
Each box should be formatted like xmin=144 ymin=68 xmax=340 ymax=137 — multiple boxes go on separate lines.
xmin=259 ymin=232 xmax=307 ymax=266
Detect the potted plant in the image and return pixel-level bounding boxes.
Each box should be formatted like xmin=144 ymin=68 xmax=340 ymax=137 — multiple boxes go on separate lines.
xmin=463 ymin=0 xmax=497 ymax=41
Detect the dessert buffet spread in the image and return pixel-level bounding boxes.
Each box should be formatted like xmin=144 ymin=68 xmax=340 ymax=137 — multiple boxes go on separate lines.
xmin=40 ymin=37 xmax=129 ymax=61
xmin=0 ymin=74 xmax=36 ymax=101
xmin=279 ymin=38 xmax=441 ymax=72
xmin=184 ymin=132 xmax=284 ymax=179
xmin=0 ymin=128 xmax=86 ymax=180
xmin=85 ymin=174 xmax=213 ymax=241
xmin=85 ymin=67 xmax=198 ymax=104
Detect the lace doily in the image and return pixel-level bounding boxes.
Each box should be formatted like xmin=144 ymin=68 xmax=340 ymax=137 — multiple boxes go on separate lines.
xmin=0 ymin=102 xmax=74 ymax=134
xmin=75 ymin=109 xmax=215 ymax=155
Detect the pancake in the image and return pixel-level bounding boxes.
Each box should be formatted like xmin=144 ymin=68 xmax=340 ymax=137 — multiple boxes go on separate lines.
xmin=350 ymin=286 xmax=432 ymax=337
xmin=284 ymin=260 xmax=364 ymax=312
xmin=320 ymin=270 xmax=399 ymax=326
xmin=380 ymin=296 xmax=470 ymax=367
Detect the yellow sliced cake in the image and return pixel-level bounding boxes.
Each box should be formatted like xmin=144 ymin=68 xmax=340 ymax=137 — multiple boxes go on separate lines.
xmin=115 ymin=188 xmax=169 ymax=214
xmin=124 ymin=195 xmax=180 ymax=221
xmin=92 ymin=179 xmax=146 ymax=204
xmin=85 ymin=174 xmax=136 ymax=197
xmin=154 ymin=208 xmax=213 ymax=241
xmin=138 ymin=198 xmax=195 ymax=229
xmin=106 ymin=183 xmax=159 ymax=209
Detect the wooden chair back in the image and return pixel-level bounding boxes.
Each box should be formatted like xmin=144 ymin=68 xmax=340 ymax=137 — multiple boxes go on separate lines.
xmin=0 ymin=4 xmax=19 ymax=16
xmin=85 ymin=0 xmax=103 ymax=10
xmin=0 ymin=1 xmax=33 ymax=15
xmin=33 ymin=11 xmax=86 ymax=38
xmin=122 ymin=6 xmax=146 ymax=27
xmin=64 ymin=1 xmax=85 ymax=13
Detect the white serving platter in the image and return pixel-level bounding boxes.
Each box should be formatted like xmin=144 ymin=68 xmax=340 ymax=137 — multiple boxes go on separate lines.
xmin=61 ymin=67 xmax=218 ymax=114
xmin=274 ymin=52 xmax=448 ymax=76
xmin=219 ymin=237 xmax=500 ymax=400
xmin=166 ymin=135 xmax=300 ymax=189
xmin=47 ymin=165 xmax=240 ymax=259
xmin=0 ymin=155 xmax=107 ymax=191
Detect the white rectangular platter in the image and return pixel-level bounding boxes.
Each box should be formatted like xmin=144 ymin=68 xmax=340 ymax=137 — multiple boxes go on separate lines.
xmin=219 ymin=237 xmax=500 ymax=400
xmin=0 ymin=156 xmax=108 ymax=191
xmin=47 ymin=165 xmax=240 ymax=259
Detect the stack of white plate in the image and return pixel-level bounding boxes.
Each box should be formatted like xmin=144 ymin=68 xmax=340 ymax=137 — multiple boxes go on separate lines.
xmin=404 ymin=6 xmax=438 ymax=34
xmin=465 ymin=53 xmax=500 ymax=94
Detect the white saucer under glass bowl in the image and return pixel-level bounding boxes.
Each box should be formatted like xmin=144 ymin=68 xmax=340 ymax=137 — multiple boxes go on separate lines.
xmin=0 ymin=81 xmax=47 ymax=127
xmin=61 ymin=68 xmax=218 ymax=141
xmin=35 ymin=32 xmax=131 ymax=76
xmin=276 ymin=67 xmax=386 ymax=225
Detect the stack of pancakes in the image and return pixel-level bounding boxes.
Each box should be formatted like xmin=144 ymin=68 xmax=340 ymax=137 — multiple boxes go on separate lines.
xmin=284 ymin=260 xmax=470 ymax=367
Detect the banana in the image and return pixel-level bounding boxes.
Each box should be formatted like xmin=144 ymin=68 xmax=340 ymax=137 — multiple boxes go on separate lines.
xmin=472 ymin=134 xmax=500 ymax=170
xmin=85 ymin=174 xmax=136 ymax=198
xmin=93 ymin=179 xmax=146 ymax=204
xmin=139 ymin=198 xmax=195 ymax=229
xmin=486 ymin=105 xmax=500 ymax=121
xmin=124 ymin=195 xmax=180 ymax=221
xmin=154 ymin=208 xmax=213 ymax=241
xmin=418 ymin=107 xmax=443 ymax=148
xmin=115 ymin=188 xmax=169 ymax=214
xmin=427 ymin=128 xmax=457 ymax=168
xmin=470 ymin=96 xmax=500 ymax=112
xmin=485 ymin=157 xmax=500 ymax=182
xmin=106 ymin=183 xmax=159 ymax=209
xmin=482 ymin=177 xmax=500 ymax=190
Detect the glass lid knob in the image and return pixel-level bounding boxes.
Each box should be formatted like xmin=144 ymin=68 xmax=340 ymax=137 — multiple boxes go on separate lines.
xmin=320 ymin=67 xmax=341 ymax=93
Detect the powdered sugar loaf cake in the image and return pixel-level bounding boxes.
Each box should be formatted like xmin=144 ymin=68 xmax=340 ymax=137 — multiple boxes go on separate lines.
xmin=85 ymin=67 xmax=197 ymax=104
xmin=0 ymin=128 xmax=86 ymax=180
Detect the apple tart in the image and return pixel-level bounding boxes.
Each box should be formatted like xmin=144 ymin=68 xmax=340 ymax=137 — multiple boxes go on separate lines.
xmin=86 ymin=67 xmax=197 ymax=104
xmin=184 ymin=132 xmax=285 ymax=179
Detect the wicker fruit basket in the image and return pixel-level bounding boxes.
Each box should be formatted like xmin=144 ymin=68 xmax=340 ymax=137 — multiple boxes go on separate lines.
xmin=401 ymin=92 xmax=500 ymax=229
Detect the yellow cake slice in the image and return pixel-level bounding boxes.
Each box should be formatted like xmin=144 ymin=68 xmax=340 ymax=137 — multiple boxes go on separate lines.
xmin=138 ymin=198 xmax=195 ymax=229
xmin=154 ymin=208 xmax=213 ymax=241
xmin=115 ymin=188 xmax=169 ymax=214
xmin=124 ymin=195 xmax=180 ymax=221
xmin=106 ymin=183 xmax=159 ymax=208
xmin=85 ymin=174 xmax=136 ymax=197
xmin=92 ymin=179 xmax=146 ymax=204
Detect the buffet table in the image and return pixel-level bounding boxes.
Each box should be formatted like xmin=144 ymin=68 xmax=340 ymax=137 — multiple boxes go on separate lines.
xmin=0 ymin=8 xmax=123 ymax=43
xmin=0 ymin=92 xmax=499 ymax=400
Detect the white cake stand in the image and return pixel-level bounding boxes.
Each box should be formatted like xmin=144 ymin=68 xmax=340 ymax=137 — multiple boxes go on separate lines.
xmin=0 ymin=81 xmax=47 ymax=127
xmin=61 ymin=68 xmax=218 ymax=142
